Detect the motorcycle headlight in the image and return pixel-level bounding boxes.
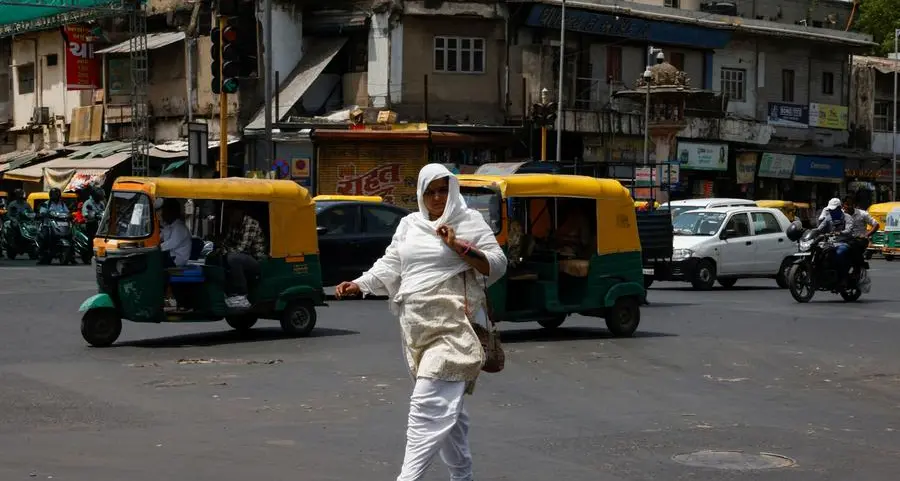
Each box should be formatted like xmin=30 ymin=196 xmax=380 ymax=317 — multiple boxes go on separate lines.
xmin=672 ymin=249 xmax=693 ymax=261
xmin=799 ymin=239 xmax=812 ymax=252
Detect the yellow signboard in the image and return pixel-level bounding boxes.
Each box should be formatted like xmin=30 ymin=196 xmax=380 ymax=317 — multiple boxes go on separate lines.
xmin=809 ymin=103 xmax=848 ymax=130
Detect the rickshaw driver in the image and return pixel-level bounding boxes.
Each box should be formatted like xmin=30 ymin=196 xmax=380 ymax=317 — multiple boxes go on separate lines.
xmin=220 ymin=205 xmax=267 ymax=309
xmin=159 ymin=198 xmax=192 ymax=268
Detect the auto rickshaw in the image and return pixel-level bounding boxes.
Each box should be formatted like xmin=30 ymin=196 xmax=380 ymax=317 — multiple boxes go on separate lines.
xmin=27 ymin=191 xmax=79 ymax=212
xmin=313 ymin=195 xmax=383 ymax=203
xmin=79 ymin=177 xmax=326 ymax=347
xmin=0 ymin=191 xmax=8 ymax=218
xmin=756 ymin=200 xmax=796 ymax=222
xmin=457 ymin=173 xmax=645 ymax=337
xmin=881 ymin=207 xmax=900 ymax=262
xmin=866 ymin=202 xmax=900 ymax=259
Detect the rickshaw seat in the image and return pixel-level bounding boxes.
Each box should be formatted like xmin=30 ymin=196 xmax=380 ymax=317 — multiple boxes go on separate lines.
xmin=559 ymin=259 xmax=590 ymax=278
xmin=167 ymin=265 xmax=205 ymax=283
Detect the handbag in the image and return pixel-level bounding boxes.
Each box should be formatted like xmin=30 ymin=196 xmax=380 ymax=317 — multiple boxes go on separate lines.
xmin=464 ymin=273 xmax=505 ymax=373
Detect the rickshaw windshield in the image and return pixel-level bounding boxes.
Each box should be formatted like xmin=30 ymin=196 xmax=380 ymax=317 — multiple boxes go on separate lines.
xmin=97 ymin=191 xmax=153 ymax=239
xmin=461 ymin=187 xmax=502 ymax=234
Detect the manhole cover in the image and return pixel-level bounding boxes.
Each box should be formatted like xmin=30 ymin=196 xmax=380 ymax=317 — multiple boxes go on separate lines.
xmin=672 ymin=450 xmax=795 ymax=470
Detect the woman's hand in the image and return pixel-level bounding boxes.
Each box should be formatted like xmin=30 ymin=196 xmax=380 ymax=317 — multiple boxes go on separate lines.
xmin=335 ymin=281 xmax=361 ymax=299
xmin=437 ymin=224 xmax=459 ymax=252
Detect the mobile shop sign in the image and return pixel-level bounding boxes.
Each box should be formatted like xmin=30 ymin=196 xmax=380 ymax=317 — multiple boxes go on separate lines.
xmin=62 ymin=24 xmax=100 ymax=90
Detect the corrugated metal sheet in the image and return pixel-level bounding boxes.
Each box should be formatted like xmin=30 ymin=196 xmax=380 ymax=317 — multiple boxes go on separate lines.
xmin=5 ymin=143 xmax=132 ymax=181
xmin=246 ymin=37 xmax=347 ymax=130
xmin=96 ymin=31 xmax=186 ymax=54
xmin=304 ymin=10 xmax=368 ymax=33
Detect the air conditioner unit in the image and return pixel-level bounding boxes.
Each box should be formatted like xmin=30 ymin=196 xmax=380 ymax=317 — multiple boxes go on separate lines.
xmin=32 ymin=106 xmax=50 ymax=124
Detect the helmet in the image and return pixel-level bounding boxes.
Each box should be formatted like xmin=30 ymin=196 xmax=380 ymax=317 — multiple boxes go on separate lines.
xmin=12 ymin=188 xmax=24 ymax=201
xmin=786 ymin=220 xmax=805 ymax=242
xmin=49 ymin=187 xmax=61 ymax=202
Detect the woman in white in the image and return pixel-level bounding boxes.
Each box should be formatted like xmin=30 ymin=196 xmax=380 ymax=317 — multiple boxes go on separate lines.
xmin=335 ymin=163 xmax=507 ymax=481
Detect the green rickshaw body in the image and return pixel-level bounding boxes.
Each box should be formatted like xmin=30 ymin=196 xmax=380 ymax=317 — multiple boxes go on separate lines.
xmin=867 ymin=202 xmax=900 ymax=254
xmin=458 ymin=173 xmax=645 ymax=336
xmin=881 ymin=207 xmax=900 ymax=261
xmin=80 ymin=177 xmax=325 ymax=347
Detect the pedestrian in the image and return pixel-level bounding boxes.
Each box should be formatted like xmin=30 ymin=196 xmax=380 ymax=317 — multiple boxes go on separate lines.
xmin=335 ymin=163 xmax=507 ymax=481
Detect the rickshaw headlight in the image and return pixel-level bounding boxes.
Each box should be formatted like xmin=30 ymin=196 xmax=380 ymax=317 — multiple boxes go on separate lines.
xmin=672 ymin=249 xmax=693 ymax=261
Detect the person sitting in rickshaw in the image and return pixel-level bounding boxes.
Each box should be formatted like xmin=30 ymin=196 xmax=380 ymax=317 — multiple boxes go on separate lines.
xmin=554 ymin=199 xmax=593 ymax=259
xmin=159 ymin=198 xmax=192 ymax=268
xmin=220 ymin=205 xmax=267 ymax=309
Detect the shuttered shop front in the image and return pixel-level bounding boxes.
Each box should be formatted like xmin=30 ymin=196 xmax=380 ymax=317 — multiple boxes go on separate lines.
xmin=316 ymin=136 xmax=428 ymax=210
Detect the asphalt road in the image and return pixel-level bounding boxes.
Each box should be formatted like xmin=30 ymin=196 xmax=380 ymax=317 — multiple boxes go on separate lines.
xmin=1 ymin=259 xmax=900 ymax=480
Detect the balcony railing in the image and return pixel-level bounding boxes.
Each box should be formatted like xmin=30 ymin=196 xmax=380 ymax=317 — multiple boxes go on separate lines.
xmin=571 ymin=77 xmax=629 ymax=111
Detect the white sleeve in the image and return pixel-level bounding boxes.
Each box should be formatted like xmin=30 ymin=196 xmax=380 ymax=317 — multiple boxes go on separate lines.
xmin=353 ymin=217 xmax=407 ymax=296
xmin=472 ymin=218 xmax=508 ymax=287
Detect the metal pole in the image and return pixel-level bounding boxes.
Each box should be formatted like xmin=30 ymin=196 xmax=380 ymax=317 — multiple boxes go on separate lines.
xmin=541 ymin=127 xmax=547 ymax=160
xmin=894 ymin=30 xmax=898 ymax=201
xmin=555 ymin=0 xmax=565 ymax=162
xmin=643 ymin=48 xmax=652 ymax=166
xmin=218 ymin=16 xmax=228 ymax=178
xmin=185 ymin=37 xmax=194 ymax=179
xmin=263 ymin=0 xmax=274 ymax=168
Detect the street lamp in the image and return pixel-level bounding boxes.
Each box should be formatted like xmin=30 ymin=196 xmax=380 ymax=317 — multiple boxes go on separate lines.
xmin=643 ymin=47 xmax=664 ymax=166
xmin=555 ymin=0 xmax=566 ymax=162
xmin=541 ymin=87 xmax=550 ymax=161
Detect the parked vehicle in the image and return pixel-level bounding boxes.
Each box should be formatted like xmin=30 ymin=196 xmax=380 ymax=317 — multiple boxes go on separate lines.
xmin=653 ymin=206 xmax=796 ymax=289
xmin=866 ymin=202 xmax=900 ymax=259
xmin=785 ymin=222 xmax=871 ymax=303
xmin=79 ymin=177 xmax=326 ymax=347
xmin=457 ymin=173 xmax=645 ymax=337
xmin=315 ymin=197 xmax=411 ymax=287
xmin=756 ymin=200 xmax=797 ymax=222
xmin=881 ymin=207 xmax=900 ymax=261
xmin=313 ymin=195 xmax=383 ymax=203
xmin=663 ymin=198 xmax=757 ymax=219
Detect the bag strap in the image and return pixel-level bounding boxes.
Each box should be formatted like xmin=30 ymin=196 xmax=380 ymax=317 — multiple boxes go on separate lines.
xmin=463 ymin=271 xmax=494 ymax=329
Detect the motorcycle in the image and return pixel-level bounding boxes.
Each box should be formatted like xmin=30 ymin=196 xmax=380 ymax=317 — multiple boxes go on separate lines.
xmin=38 ymin=211 xmax=76 ymax=265
xmin=1 ymin=214 xmax=39 ymax=260
xmin=785 ymin=222 xmax=871 ymax=303
xmin=73 ymin=223 xmax=93 ymax=264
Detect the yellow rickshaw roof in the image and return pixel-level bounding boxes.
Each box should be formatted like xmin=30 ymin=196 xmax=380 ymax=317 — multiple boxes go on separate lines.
xmin=755 ymin=200 xmax=793 ymax=207
xmin=27 ymin=192 xmax=78 ymax=199
xmin=113 ymin=177 xmax=314 ymax=204
xmin=867 ymin=202 xmax=900 ymax=214
xmin=313 ymin=195 xmax=383 ymax=203
xmin=457 ymin=174 xmax=631 ymax=199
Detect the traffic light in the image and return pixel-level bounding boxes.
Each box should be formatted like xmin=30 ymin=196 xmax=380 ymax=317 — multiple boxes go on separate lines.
xmin=210 ymin=12 xmax=260 ymax=94
xmin=530 ymin=102 xmax=558 ymax=126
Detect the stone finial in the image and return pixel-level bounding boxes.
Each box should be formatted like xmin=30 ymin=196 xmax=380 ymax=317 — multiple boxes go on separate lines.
xmin=635 ymin=61 xmax=691 ymax=88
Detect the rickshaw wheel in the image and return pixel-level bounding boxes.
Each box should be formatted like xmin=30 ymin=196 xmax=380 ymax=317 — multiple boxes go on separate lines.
xmin=226 ymin=316 xmax=258 ymax=332
xmin=886 ymin=255 xmax=895 ymax=262
xmin=81 ymin=309 xmax=122 ymax=348
xmin=280 ymin=301 xmax=317 ymax=337
xmin=605 ymin=296 xmax=640 ymax=338
xmin=537 ymin=315 xmax=566 ymax=330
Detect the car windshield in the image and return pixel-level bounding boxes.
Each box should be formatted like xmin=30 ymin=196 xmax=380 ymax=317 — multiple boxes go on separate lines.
xmin=669 ymin=205 xmax=706 ymax=219
xmin=461 ymin=188 xmax=501 ymax=234
xmin=673 ymin=211 xmax=726 ymax=236
xmin=96 ymin=191 xmax=153 ymax=239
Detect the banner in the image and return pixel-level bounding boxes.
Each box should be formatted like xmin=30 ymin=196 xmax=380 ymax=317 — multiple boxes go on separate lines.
xmin=735 ymin=152 xmax=757 ymax=184
xmin=767 ymin=102 xmax=808 ymax=129
xmin=676 ymin=141 xmax=728 ymax=171
xmin=809 ymin=103 xmax=849 ymax=130
xmin=62 ymin=24 xmax=100 ymax=90
xmin=758 ymin=153 xmax=795 ymax=179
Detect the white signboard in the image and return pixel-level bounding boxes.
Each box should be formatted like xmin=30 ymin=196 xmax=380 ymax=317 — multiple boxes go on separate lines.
xmin=677 ymin=142 xmax=728 ymax=171
xmin=758 ymin=153 xmax=795 ymax=179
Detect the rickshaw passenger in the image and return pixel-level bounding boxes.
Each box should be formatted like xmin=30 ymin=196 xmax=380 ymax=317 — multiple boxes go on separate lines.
xmin=159 ymin=199 xmax=192 ymax=268
xmin=554 ymin=199 xmax=593 ymax=259
xmin=221 ymin=205 xmax=267 ymax=308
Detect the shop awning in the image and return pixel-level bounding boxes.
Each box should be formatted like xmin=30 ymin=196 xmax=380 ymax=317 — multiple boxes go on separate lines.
xmin=245 ymin=37 xmax=348 ymax=130
xmin=4 ymin=151 xmax=131 ymax=184
xmin=96 ymin=31 xmax=185 ymax=54
xmin=430 ymin=131 xmax=516 ymax=146
xmin=313 ymin=129 xmax=430 ymax=142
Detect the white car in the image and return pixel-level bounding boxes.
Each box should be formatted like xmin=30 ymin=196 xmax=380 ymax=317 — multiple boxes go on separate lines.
xmin=659 ymin=206 xmax=796 ymax=289
xmin=663 ymin=198 xmax=758 ymax=219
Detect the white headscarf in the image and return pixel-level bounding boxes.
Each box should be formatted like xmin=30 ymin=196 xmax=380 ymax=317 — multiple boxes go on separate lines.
xmin=353 ymin=163 xmax=506 ymax=312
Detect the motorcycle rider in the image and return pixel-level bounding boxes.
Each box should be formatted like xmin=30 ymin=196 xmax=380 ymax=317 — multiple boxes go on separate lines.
xmin=817 ymin=198 xmax=853 ymax=285
xmin=37 ymin=188 xmax=70 ymax=265
xmin=6 ymin=189 xmax=33 ymax=220
xmin=843 ymin=195 xmax=879 ymax=280
xmin=81 ymin=186 xmax=105 ymax=238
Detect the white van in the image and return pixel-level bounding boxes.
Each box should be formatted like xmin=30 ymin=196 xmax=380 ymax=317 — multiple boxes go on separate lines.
xmin=654 ymin=206 xmax=796 ymax=289
xmin=663 ymin=198 xmax=757 ymax=219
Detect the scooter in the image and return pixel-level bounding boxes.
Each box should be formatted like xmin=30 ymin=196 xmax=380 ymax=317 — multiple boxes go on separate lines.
xmin=1 ymin=214 xmax=39 ymax=260
xmin=38 ymin=211 xmax=76 ymax=265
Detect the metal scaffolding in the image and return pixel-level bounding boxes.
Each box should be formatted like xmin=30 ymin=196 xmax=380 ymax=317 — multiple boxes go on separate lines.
xmin=0 ymin=0 xmax=150 ymax=176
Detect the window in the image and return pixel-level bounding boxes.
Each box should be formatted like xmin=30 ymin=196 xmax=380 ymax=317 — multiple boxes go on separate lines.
xmin=782 ymin=69 xmax=795 ymax=102
xmin=434 ymin=36 xmax=485 ymax=73
xmin=720 ymin=68 xmax=746 ymax=102
xmin=822 ymin=72 xmax=834 ymax=96
xmin=875 ymin=101 xmax=893 ymax=132
xmin=0 ymin=72 xmax=9 ymax=103
xmin=724 ymin=213 xmax=751 ymax=238
xmin=606 ymin=46 xmax=622 ymax=82
xmin=16 ymin=63 xmax=34 ymax=94
xmin=751 ymin=212 xmax=782 ymax=234
xmin=317 ymin=206 xmax=359 ymax=235
xmin=664 ymin=0 xmax=680 ymax=6
xmin=670 ymin=52 xmax=685 ymax=71
xmin=362 ymin=206 xmax=404 ymax=235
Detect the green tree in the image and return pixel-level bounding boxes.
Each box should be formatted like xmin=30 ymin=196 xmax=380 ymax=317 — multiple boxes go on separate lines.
xmin=857 ymin=0 xmax=900 ymax=55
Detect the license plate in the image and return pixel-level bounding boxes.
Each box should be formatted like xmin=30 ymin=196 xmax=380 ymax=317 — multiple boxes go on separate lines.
xmin=642 ymin=268 xmax=654 ymax=275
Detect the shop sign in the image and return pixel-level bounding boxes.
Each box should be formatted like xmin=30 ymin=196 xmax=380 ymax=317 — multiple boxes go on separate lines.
xmin=792 ymin=156 xmax=845 ymax=183
xmin=735 ymin=152 xmax=757 ymax=184
xmin=676 ymin=142 xmax=728 ymax=171
xmin=767 ymin=102 xmax=809 ymax=129
xmin=886 ymin=208 xmax=900 ymax=232
xmin=63 ymin=24 xmax=100 ymax=90
xmin=758 ymin=153 xmax=795 ymax=179
xmin=809 ymin=103 xmax=849 ymax=130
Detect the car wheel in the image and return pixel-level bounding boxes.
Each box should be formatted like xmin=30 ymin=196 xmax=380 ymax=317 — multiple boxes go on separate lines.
xmin=690 ymin=260 xmax=716 ymax=290
xmin=605 ymin=297 xmax=640 ymax=337
xmin=280 ymin=300 xmax=317 ymax=337
xmin=717 ymin=278 xmax=737 ymax=288
xmin=776 ymin=260 xmax=791 ymax=289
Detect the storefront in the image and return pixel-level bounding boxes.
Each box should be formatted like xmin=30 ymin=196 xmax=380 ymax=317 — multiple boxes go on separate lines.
xmin=755 ymin=152 xmax=795 ymax=200
xmin=791 ymin=156 xmax=845 ymax=208
xmin=428 ymin=127 xmax=517 ymax=174
xmin=313 ymin=125 xmax=430 ymax=210
xmin=674 ymin=140 xmax=730 ymax=199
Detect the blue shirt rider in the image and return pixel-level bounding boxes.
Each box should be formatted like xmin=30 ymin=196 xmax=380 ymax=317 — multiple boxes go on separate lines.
xmin=817 ymin=197 xmax=853 ymax=282
xmin=40 ymin=188 xmax=70 ymax=217
xmin=81 ymin=188 xmax=106 ymax=222
xmin=6 ymin=189 xmax=33 ymax=221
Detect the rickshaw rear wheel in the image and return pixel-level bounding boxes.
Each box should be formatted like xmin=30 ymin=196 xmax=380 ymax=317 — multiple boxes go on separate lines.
xmin=226 ymin=316 xmax=258 ymax=332
xmin=537 ymin=315 xmax=566 ymax=330
xmin=280 ymin=300 xmax=317 ymax=337
xmin=81 ymin=309 xmax=122 ymax=348
xmin=605 ymin=296 xmax=640 ymax=338
xmin=886 ymin=255 xmax=895 ymax=262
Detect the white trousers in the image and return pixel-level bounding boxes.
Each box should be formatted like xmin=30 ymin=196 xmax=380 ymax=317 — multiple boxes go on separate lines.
xmin=396 ymin=377 xmax=473 ymax=481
